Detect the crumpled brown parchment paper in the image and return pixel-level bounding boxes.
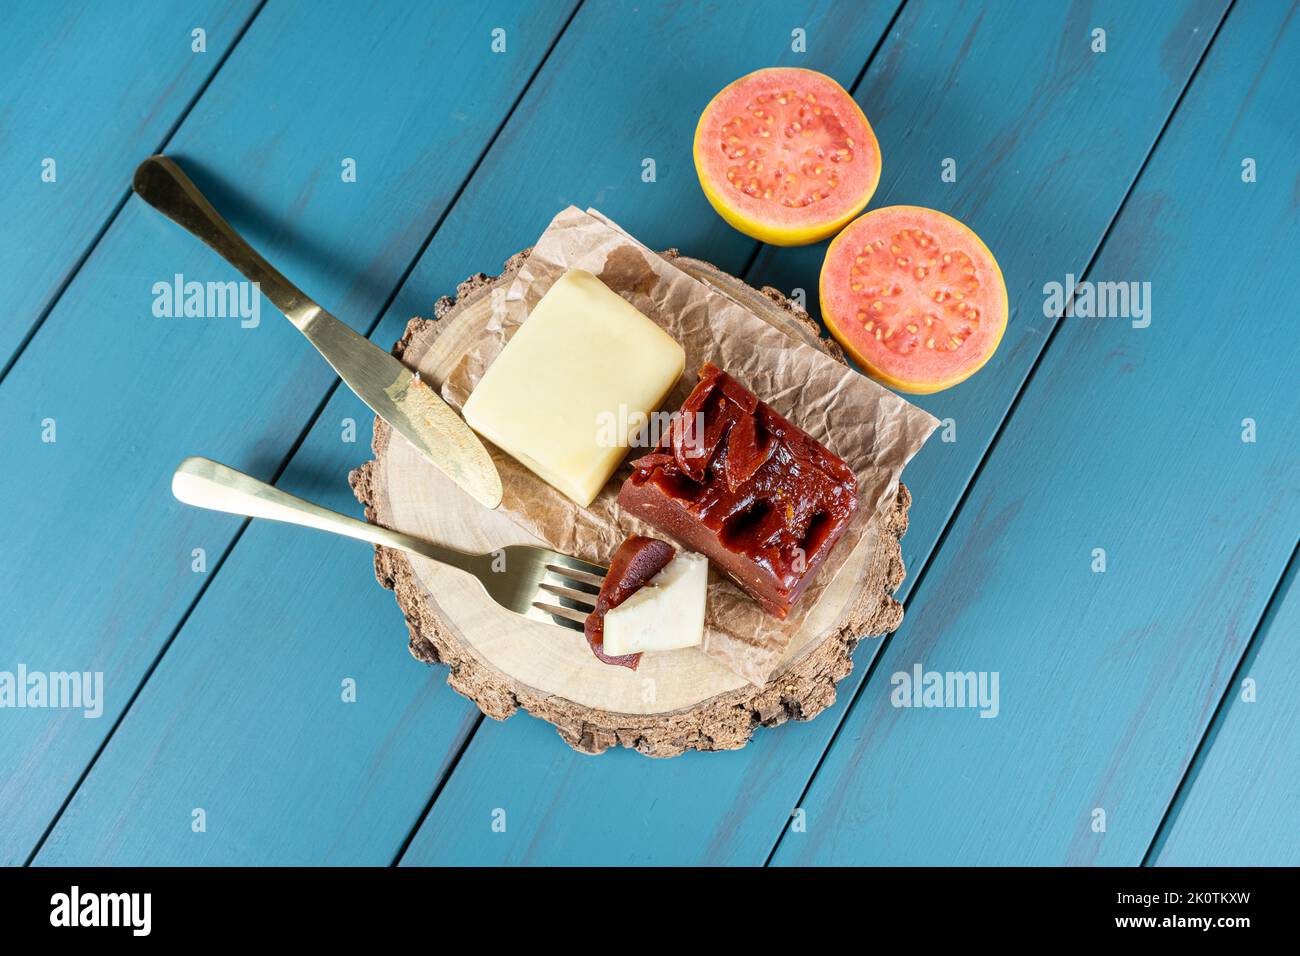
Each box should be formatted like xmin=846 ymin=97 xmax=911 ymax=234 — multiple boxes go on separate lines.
xmin=443 ymin=207 xmax=938 ymax=685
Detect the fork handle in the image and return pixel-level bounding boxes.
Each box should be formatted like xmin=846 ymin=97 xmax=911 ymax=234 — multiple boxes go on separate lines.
xmin=171 ymin=457 xmax=485 ymax=576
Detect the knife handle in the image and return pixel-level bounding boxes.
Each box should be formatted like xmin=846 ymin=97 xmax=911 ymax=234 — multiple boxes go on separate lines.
xmin=132 ymin=155 xmax=321 ymax=330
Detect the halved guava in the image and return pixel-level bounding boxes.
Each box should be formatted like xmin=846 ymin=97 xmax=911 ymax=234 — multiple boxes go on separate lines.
xmin=693 ymin=68 xmax=881 ymax=246
xmin=820 ymin=206 xmax=1008 ymax=393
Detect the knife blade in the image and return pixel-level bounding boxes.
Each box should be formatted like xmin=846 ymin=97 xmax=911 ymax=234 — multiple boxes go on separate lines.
xmin=299 ymin=311 xmax=502 ymax=507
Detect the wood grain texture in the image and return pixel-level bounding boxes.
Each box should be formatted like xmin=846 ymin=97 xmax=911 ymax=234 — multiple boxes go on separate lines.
xmin=350 ymin=253 xmax=911 ymax=756
xmin=4 ymin=0 xmax=577 ymax=866
xmin=1152 ymin=556 xmax=1299 ymax=865
xmin=774 ymin=0 xmax=1300 ymax=866
xmin=27 ymin=0 xmax=893 ymax=866
xmin=398 ymin=0 xmax=1234 ymax=866
xmin=0 ymin=0 xmax=260 ymax=373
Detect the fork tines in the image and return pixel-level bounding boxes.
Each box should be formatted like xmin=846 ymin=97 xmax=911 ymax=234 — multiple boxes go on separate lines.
xmin=532 ymin=558 xmax=606 ymax=632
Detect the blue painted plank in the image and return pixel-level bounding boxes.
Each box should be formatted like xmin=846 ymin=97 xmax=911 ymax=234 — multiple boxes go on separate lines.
xmin=1153 ymin=555 xmax=1300 ymax=866
xmin=774 ymin=0 xmax=1300 ymax=865
xmin=36 ymin=385 xmax=482 ymax=865
xmin=382 ymin=0 xmax=904 ymax=327
xmin=397 ymin=0 xmax=1230 ymax=865
xmin=0 ymin=0 xmax=576 ymax=866
xmin=0 ymin=0 xmax=260 ymax=373
xmin=32 ymin=0 xmax=901 ymax=866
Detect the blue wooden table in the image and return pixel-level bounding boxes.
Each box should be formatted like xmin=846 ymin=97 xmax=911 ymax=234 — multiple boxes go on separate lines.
xmin=1 ymin=0 xmax=1296 ymax=867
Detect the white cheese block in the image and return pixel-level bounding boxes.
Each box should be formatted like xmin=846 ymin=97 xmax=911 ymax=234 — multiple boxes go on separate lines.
xmin=603 ymin=551 xmax=708 ymax=657
xmin=462 ymin=269 xmax=685 ymax=507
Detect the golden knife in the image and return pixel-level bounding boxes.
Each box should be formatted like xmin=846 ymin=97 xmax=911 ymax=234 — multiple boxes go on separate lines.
xmin=133 ymin=155 xmax=502 ymax=509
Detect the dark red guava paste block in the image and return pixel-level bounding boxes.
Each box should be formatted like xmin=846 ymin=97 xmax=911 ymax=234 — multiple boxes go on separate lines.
xmin=583 ymin=535 xmax=675 ymax=669
xmin=617 ymin=364 xmax=857 ymax=619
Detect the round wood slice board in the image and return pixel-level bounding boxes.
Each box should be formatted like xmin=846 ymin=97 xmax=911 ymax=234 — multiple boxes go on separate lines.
xmin=349 ymin=249 xmax=911 ymax=757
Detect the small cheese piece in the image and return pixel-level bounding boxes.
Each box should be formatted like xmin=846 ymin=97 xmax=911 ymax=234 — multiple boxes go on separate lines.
xmin=462 ymin=269 xmax=686 ymax=506
xmin=602 ymin=551 xmax=708 ymax=657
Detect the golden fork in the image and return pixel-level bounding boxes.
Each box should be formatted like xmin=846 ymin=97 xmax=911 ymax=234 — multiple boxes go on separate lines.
xmin=171 ymin=457 xmax=605 ymax=631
